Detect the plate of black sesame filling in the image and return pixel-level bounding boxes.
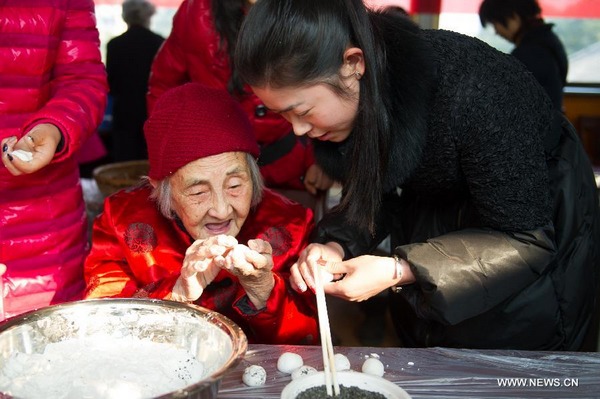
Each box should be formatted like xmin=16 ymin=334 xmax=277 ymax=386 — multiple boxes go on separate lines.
xmin=280 ymin=370 xmax=411 ymax=399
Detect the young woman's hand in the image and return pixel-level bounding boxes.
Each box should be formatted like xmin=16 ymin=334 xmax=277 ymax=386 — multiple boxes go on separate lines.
xmin=321 ymin=255 xmax=415 ymax=302
xmin=1 ymin=124 xmax=62 ymax=176
xmin=290 ymin=242 xmax=344 ymax=293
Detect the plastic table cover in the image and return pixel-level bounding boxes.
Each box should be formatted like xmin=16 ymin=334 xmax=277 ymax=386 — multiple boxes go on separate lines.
xmin=217 ymin=344 xmax=600 ymax=398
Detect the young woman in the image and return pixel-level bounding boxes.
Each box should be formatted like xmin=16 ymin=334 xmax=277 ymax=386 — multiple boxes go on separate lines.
xmin=479 ymin=0 xmax=568 ymax=110
xmin=235 ymin=0 xmax=600 ymax=350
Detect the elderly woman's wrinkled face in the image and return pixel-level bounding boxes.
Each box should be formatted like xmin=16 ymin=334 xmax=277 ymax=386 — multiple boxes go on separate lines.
xmin=169 ymin=152 xmax=253 ymax=240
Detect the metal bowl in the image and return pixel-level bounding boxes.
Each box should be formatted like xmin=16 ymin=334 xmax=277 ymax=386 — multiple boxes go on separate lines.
xmin=0 ymin=298 xmax=247 ymax=399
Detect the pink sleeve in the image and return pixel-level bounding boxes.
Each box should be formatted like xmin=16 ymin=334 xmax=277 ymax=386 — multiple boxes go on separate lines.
xmin=23 ymin=0 xmax=108 ymax=161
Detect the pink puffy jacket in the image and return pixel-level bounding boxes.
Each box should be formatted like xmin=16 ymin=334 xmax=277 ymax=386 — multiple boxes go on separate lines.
xmin=0 ymin=0 xmax=108 ymax=320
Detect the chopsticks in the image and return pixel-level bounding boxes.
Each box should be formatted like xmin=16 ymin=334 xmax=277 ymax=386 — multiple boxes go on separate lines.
xmin=313 ymin=259 xmax=340 ymax=396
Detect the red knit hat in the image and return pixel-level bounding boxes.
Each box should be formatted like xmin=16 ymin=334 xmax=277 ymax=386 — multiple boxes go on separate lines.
xmin=144 ymin=83 xmax=259 ymax=180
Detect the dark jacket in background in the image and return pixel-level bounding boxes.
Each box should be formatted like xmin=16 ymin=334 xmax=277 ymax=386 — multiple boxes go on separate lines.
xmin=313 ymin=19 xmax=599 ymax=350
xmin=106 ymin=25 xmax=164 ymax=161
xmin=512 ymin=23 xmax=568 ymax=110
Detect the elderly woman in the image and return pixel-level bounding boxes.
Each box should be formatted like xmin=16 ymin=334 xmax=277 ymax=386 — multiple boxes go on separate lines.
xmin=84 ymin=83 xmax=318 ymax=345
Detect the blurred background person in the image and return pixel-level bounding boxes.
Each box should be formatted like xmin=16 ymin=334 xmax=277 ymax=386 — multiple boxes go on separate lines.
xmin=106 ymin=0 xmax=164 ymax=162
xmin=385 ymin=5 xmax=410 ymax=18
xmin=0 ymin=0 xmax=108 ymax=320
xmin=147 ymin=0 xmax=332 ymax=195
xmin=479 ymin=0 xmax=568 ymax=111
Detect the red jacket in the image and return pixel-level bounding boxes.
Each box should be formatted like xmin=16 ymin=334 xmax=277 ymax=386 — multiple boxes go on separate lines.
xmin=84 ymin=186 xmax=319 ymax=345
xmin=0 ymin=0 xmax=108 ymax=320
xmin=147 ymin=0 xmax=314 ymax=189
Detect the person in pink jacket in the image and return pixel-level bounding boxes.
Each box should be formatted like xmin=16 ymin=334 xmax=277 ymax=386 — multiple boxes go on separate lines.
xmin=0 ymin=0 xmax=108 ymax=321
xmin=147 ymin=0 xmax=332 ymax=194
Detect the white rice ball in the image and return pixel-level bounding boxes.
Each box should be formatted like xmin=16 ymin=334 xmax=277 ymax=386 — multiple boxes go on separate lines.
xmin=242 ymin=364 xmax=266 ymax=386
xmin=277 ymin=352 xmax=303 ymax=374
xmin=361 ymin=357 xmax=385 ymax=377
xmin=333 ymin=353 xmax=351 ymax=371
xmin=291 ymin=365 xmax=317 ymax=380
xmin=229 ymin=244 xmax=255 ymax=274
xmin=11 ymin=149 xmax=33 ymax=162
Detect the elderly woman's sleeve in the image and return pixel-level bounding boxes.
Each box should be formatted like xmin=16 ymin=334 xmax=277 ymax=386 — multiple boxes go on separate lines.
xmin=231 ymin=200 xmax=319 ymax=344
xmin=233 ymin=274 xmax=319 ymax=344
xmin=84 ymin=201 xmax=140 ymax=299
xmin=84 ymin=193 xmax=179 ymax=300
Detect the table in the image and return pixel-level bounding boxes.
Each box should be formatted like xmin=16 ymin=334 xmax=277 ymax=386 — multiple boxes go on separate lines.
xmin=217 ymin=345 xmax=600 ymax=398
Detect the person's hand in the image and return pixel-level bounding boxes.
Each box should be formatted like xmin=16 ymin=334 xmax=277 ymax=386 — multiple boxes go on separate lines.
xmin=172 ymin=235 xmax=237 ymax=302
xmin=1 ymin=124 xmax=63 ymax=176
xmin=303 ymin=164 xmax=334 ymax=195
xmin=222 ymin=239 xmax=275 ymax=309
xmin=290 ymin=242 xmax=344 ymax=293
xmin=0 ymin=263 xmax=6 ymax=276
xmin=318 ymin=255 xmax=415 ymax=302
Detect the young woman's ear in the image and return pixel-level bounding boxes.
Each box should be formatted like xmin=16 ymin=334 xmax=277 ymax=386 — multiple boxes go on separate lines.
xmin=341 ymin=47 xmax=365 ymax=78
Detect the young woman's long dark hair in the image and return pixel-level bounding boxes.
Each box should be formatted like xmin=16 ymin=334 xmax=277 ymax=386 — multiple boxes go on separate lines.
xmin=211 ymin=0 xmax=246 ymax=94
xmin=235 ymin=0 xmax=394 ymax=231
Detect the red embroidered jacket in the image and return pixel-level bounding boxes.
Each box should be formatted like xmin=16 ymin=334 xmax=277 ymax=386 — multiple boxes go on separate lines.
xmin=84 ymin=186 xmax=318 ymax=345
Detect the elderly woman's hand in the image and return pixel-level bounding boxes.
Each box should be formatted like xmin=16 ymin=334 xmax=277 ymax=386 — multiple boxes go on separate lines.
xmin=172 ymin=235 xmax=237 ymax=302
xmin=223 ymin=239 xmax=275 ymax=309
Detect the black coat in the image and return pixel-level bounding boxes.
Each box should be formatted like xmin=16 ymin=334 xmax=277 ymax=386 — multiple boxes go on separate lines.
xmin=106 ymin=25 xmax=164 ymax=161
xmin=313 ymin=20 xmax=599 ymax=350
xmin=513 ymin=23 xmax=568 ymax=110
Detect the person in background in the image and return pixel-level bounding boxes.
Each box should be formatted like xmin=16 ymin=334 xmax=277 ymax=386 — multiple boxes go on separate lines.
xmin=106 ymin=0 xmax=165 ymax=162
xmin=479 ymin=0 xmax=568 ymax=111
xmin=235 ymin=0 xmax=600 ymax=350
xmin=147 ymin=0 xmax=332 ymax=194
xmin=385 ymin=5 xmax=410 ymax=18
xmin=85 ymin=83 xmax=318 ymax=345
xmin=0 ymin=0 xmax=108 ymax=321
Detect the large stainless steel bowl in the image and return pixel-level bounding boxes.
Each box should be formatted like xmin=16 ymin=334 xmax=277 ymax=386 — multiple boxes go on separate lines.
xmin=0 ymin=298 xmax=247 ymax=399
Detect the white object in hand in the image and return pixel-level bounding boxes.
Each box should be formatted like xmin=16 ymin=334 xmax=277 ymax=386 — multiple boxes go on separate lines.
xmin=291 ymin=365 xmax=318 ymax=380
xmin=277 ymin=352 xmax=303 ymax=374
xmin=216 ymin=235 xmax=238 ymax=247
xmin=361 ymin=357 xmax=385 ymax=377
xmin=242 ymin=364 xmax=266 ymax=386
xmin=229 ymin=244 xmax=254 ymax=274
xmin=11 ymin=149 xmax=33 ymax=162
xmin=333 ymin=353 xmax=351 ymax=371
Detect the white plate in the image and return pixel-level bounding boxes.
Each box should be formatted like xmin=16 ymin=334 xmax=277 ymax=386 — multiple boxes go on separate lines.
xmin=281 ymin=370 xmax=411 ymax=399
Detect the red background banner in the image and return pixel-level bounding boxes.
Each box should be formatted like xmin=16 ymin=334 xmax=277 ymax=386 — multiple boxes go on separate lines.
xmin=94 ymin=0 xmax=600 ymax=19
